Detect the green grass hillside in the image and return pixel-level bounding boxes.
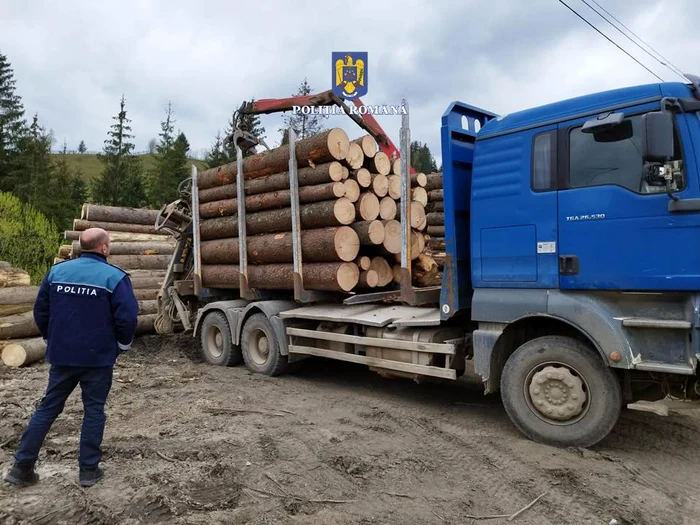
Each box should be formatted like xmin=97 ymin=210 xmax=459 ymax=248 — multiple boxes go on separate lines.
xmin=55 ymin=154 xmax=208 ymax=181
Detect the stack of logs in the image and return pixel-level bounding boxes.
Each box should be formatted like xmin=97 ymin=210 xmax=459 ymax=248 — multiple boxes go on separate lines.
xmin=197 ymin=127 xmax=442 ymax=294
xmin=423 ymin=173 xmax=445 ymax=271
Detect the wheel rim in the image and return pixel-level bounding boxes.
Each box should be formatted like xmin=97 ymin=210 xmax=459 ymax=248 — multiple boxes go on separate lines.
xmin=248 ymin=328 xmax=270 ymax=366
xmin=206 ymin=326 xmax=224 ymax=359
xmin=523 ymin=361 xmax=590 ymax=425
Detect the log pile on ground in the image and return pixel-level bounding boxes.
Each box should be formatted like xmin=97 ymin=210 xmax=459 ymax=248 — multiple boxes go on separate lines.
xmin=197 ymin=128 xmax=442 ymax=294
xmin=421 ymin=172 xmax=446 ymax=282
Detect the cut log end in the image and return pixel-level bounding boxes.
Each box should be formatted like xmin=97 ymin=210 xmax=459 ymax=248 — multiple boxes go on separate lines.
xmin=379 ymin=197 xmax=397 ymax=221
xmin=355 ymin=193 xmax=380 ymax=221
xmin=410 ymin=201 xmax=427 ymax=231
xmin=327 ymin=128 xmax=351 ymax=162
xmin=372 ymin=173 xmax=389 ymax=197
xmin=355 ymin=135 xmax=378 ymax=159
xmin=353 ymin=168 xmax=372 ymax=188
xmin=388 ymin=175 xmax=401 ymax=200
xmin=356 ymin=256 xmax=372 ymax=271
xmin=374 ymin=152 xmax=391 ymax=176
xmin=345 ymin=143 xmax=365 ymax=170
xmin=370 ymin=257 xmax=393 ymax=287
xmin=329 ymin=161 xmax=346 ymax=182
xmin=412 ymin=187 xmax=428 ymax=207
xmin=343 ymin=179 xmax=361 ymax=203
xmin=334 ymin=198 xmax=357 ymax=225
xmin=331 ymin=182 xmax=346 ymax=198
xmin=337 ymin=262 xmax=360 ymax=292
xmin=382 ymin=220 xmax=401 ymax=254
xmin=412 ymin=172 xmax=427 ymax=187
xmin=334 ymin=227 xmax=361 ymax=262
xmin=2 ymin=338 xmax=46 ymax=367
xmin=392 ymin=158 xmax=401 ymax=176
xmin=359 ymin=270 xmax=379 ymax=288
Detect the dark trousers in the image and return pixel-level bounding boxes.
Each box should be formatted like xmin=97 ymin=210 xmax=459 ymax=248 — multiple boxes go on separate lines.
xmin=14 ymin=365 xmax=113 ymax=470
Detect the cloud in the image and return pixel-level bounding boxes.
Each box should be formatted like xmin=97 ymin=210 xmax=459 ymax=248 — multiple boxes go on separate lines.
xmin=1 ymin=0 xmax=697 ymax=166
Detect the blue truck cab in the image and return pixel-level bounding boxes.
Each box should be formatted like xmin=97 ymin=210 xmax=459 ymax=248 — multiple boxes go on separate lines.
xmin=441 ymin=77 xmax=700 ymax=446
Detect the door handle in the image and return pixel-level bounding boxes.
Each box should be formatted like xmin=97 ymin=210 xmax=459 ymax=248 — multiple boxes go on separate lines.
xmin=559 ymin=255 xmax=579 ymax=275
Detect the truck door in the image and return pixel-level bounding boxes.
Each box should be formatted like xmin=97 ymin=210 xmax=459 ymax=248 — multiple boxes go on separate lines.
xmin=557 ymin=104 xmax=700 ymax=291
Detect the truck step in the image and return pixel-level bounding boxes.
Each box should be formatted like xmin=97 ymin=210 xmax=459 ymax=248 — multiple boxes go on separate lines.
xmin=621 ymin=318 xmax=691 ymax=329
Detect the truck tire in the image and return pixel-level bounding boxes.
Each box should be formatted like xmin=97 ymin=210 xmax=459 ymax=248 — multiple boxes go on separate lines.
xmin=199 ymin=311 xmax=242 ymax=366
xmin=500 ymin=335 xmax=621 ymax=448
xmin=241 ymin=313 xmax=288 ymax=376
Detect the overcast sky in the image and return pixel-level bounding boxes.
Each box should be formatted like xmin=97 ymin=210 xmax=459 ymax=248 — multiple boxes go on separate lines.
xmin=1 ymin=0 xmax=697 ymax=165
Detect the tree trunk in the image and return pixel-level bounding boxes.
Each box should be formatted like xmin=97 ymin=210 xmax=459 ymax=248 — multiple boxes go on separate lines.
xmin=351 ymin=168 xmax=372 ymax=188
xmin=413 ymin=254 xmax=440 ymax=287
xmin=410 ymin=201 xmax=427 ymax=231
xmin=138 ymin=300 xmax=157 ymax=315
xmin=64 ymin=231 xmax=169 ymax=243
xmin=199 ymin=227 xmax=360 ymax=264
xmin=353 ymin=135 xmax=378 ymax=159
xmin=425 ymin=201 xmax=444 ymax=213
xmin=201 ymin=262 xmax=359 ymax=292
xmin=197 ymin=161 xmax=347 ymax=203
xmin=387 ymin=175 xmax=401 ymax=200
xmin=425 ymin=173 xmax=443 ymax=191
xmin=0 ymin=286 xmax=38 ymax=306
xmin=370 ymin=257 xmax=393 ymax=287
xmin=0 ymin=311 xmax=39 ymax=340
xmin=107 ymin=255 xmax=171 ymax=270
xmin=427 ymin=190 xmax=443 ymax=201
xmin=358 ymin=270 xmax=379 ymax=288
xmin=355 ymin=192 xmax=380 ymax=221
xmin=0 ymin=268 xmax=30 ymax=288
xmin=379 ymin=197 xmax=397 ymax=221
xmin=350 ymin=220 xmax=385 ymax=246
xmin=1 ymin=338 xmax=45 ymax=367
xmin=0 ymin=305 xmax=33 ymax=316
xmin=134 ymin=289 xmax=159 ymax=301
xmin=363 ymin=151 xmax=391 ymax=175
xmin=124 ymin=269 xmax=167 ymax=278
xmin=130 ymin=276 xmax=164 ymax=289
xmin=74 ymin=219 xmax=171 ymax=235
xmin=81 ymin=204 xmax=161 ymax=226
xmin=427 ymin=212 xmax=444 ymax=226
xmin=344 ymin=142 xmax=365 ymax=170
xmin=136 ymin=314 xmax=157 ymax=335
xmin=411 ymin=172 xmax=427 ymax=187
xmin=412 ymin=187 xmax=428 ymax=206
xmin=381 ymin=220 xmax=401 ymax=255
xmin=342 ymin=179 xmax=361 ymax=203
xmin=199 ymin=182 xmax=346 ymax=218
xmin=372 ymin=173 xmax=389 ymax=197
xmin=197 ymin=129 xmax=350 ymax=190
xmin=356 ymin=256 xmax=372 ymax=271
xmin=427 ymin=237 xmax=445 ymax=250
xmin=427 ymin=225 xmax=445 ymax=236
xmin=71 ymin=241 xmax=175 ymax=257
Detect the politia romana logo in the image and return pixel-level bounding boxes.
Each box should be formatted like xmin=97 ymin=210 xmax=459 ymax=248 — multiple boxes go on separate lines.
xmin=332 ymin=52 xmax=368 ymax=99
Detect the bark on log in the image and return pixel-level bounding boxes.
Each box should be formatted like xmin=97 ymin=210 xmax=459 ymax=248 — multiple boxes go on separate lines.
xmin=425 ymin=201 xmax=444 ymax=213
xmin=392 ymin=264 xmax=401 ymax=284
xmin=197 ymin=129 xmax=350 ymax=190
xmin=427 ymin=225 xmax=445 ymax=236
xmin=199 ymin=182 xmax=346 ymax=218
xmin=199 ymin=199 xmax=356 ymax=240
xmin=411 ymin=201 xmax=427 ymax=231
xmin=54 ymin=258 xmax=66 ymax=265
xmin=427 ymin=212 xmax=445 ymax=226
xmin=199 ymin=227 xmax=360 ymax=264
xmin=344 ymin=143 xmax=365 ymax=170
xmin=343 ymin=179 xmax=361 ymax=203
xmin=130 ymin=276 xmax=165 ymax=289
xmin=136 ymin=314 xmax=157 ymax=335
xmin=64 ymin=231 xmax=169 ymax=243
xmin=387 ymin=175 xmax=401 ymax=200
xmin=426 ymin=237 xmax=446 ymax=250
xmin=381 ymin=220 xmax=401 ymax=255
xmin=0 ymin=305 xmax=33 ymax=316
xmin=370 ymin=257 xmax=393 ymax=287
xmin=358 ymin=270 xmax=379 ymax=288
xmin=123 ymin=270 xmax=167 ymax=279
xmin=412 ymin=187 xmax=428 ymax=206
xmin=413 ymin=230 xmax=426 ymax=256
xmin=1 ymin=338 xmax=45 ymax=367
xmin=413 ymin=254 xmax=441 ymax=287
xmin=424 ymin=173 xmax=443 ymax=191
xmin=71 ymin=241 xmax=175 ymax=257
xmin=350 ymin=220 xmax=385 ymax=246
xmin=81 ymin=204 xmax=161 ymax=226
xmin=411 ymin=172 xmax=427 ymax=188
xmin=0 ymin=286 xmax=39 ymax=306
xmin=107 ymin=255 xmax=171 ymax=270
xmin=138 ymin=300 xmax=157 ymax=315
xmin=201 ymin=262 xmax=359 ymax=292
xmin=0 ymin=311 xmax=39 ymax=340
xmin=355 ymin=193 xmax=380 ymax=221
xmin=356 ymin=256 xmax=372 ymax=271
xmin=364 ymin=151 xmax=391 ymax=175
xmin=353 ymin=135 xmax=378 ymax=159
xmin=0 ymin=268 xmax=31 ymax=288
xmin=74 ymin=220 xmax=170 ymax=235
xmin=134 ymin=289 xmax=159 ymax=301
xmin=379 ymin=197 xmax=397 ymax=221
xmin=197 ymin=161 xmax=347 ymax=203
xmin=427 ymin=190 xmax=443 ymax=201
xmin=372 ymin=173 xmax=389 ymax=197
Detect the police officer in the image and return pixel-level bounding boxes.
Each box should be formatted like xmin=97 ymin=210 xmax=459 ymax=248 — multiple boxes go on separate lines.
xmin=3 ymin=228 xmax=139 ymax=488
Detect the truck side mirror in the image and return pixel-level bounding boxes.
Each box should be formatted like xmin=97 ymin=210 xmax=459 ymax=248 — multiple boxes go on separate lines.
xmin=641 ymin=111 xmax=674 ymax=162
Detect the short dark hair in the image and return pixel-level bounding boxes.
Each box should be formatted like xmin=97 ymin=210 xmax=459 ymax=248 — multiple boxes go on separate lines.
xmin=80 ymin=229 xmax=110 ymax=251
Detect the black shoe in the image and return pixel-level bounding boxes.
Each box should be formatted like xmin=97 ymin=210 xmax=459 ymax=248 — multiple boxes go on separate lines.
xmin=79 ymin=466 xmax=104 ymax=487
xmin=4 ymin=464 xmax=39 ymax=487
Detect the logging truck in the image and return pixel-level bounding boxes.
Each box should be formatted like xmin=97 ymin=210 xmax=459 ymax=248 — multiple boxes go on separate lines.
xmin=155 ymin=78 xmax=700 ymax=448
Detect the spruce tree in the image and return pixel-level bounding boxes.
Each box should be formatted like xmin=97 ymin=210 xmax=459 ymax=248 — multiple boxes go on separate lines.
xmin=92 ymin=95 xmax=146 ymax=207
xmin=146 ymin=102 xmax=175 ymax=205
xmin=411 ymin=141 xmax=438 ymax=173
xmin=45 ymin=156 xmax=85 ymax=231
xmin=0 ymin=53 xmax=27 ymax=192
xmin=279 ymin=78 xmax=325 ymax=141
xmin=204 ymin=131 xmax=228 ymax=169
xmin=78 ymin=140 xmax=87 ymax=154
xmin=13 ymin=114 xmax=54 ymax=209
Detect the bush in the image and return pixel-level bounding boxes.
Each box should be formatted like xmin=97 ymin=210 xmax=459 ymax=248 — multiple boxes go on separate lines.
xmin=0 ymin=192 xmax=60 ymax=284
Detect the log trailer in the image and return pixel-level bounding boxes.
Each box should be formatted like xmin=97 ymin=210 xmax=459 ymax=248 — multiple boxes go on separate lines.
xmin=155 ymin=78 xmax=700 ymax=448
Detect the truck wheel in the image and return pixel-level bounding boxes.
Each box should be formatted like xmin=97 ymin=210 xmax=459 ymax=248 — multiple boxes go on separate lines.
xmin=199 ymin=311 xmax=242 ymax=366
xmin=241 ymin=313 xmax=287 ymax=376
xmin=500 ymin=335 xmax=621 ymax=448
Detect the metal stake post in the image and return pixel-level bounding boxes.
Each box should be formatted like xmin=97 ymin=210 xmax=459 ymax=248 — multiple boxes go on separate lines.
xmin=236 ymin=146 xmax=257 ymax=299
xmin=191 ymin=164 xmax=203 ymax=295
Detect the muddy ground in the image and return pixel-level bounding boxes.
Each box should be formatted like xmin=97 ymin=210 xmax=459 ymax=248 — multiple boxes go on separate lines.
xmin=1 ymin=334 xmax=699 ymax=525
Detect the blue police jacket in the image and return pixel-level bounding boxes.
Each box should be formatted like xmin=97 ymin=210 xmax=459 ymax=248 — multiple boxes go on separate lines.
xmin=33 ymin=252 xmax=140 ymax=367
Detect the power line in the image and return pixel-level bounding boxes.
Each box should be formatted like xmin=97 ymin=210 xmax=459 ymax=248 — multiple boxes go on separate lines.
xmin=584 ymin=0 xmax=687 ymax=81
xmin=557 ymin=0 xmax=664 ymax=82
